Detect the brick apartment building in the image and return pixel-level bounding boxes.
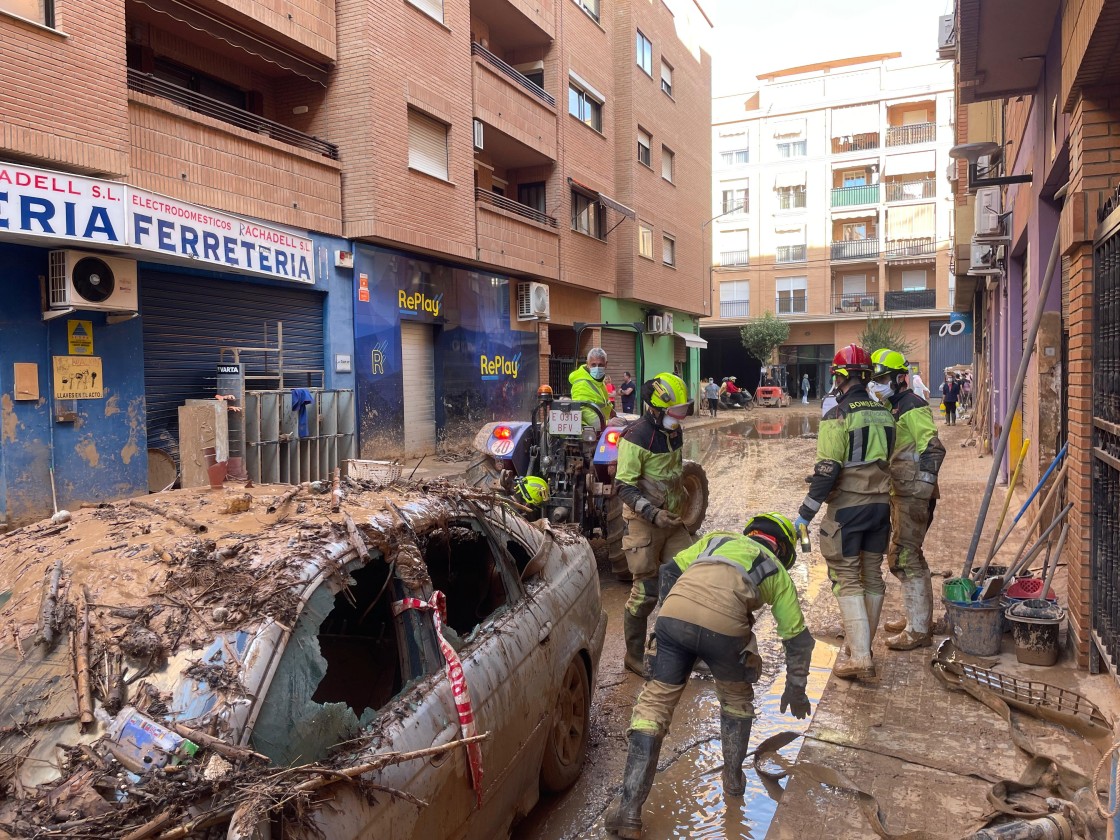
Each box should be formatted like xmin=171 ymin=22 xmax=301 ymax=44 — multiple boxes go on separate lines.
xmin=946 ymin=0 xmax=1120 ymax=675
xmin=701 ymin=54 xmax=969 ymax=396
xmin=0 ymin=0 xmax=711 ymax=525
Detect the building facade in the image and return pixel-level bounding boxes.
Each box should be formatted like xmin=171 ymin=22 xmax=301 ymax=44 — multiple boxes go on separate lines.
xmin=702 ymin=54 xmax=965 ymax=395
xmin=0 ymin=0 xmax=711 ymax=525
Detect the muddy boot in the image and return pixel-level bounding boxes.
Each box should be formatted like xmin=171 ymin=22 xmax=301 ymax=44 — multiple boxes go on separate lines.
xmin=886 ymin=576 xmax=934 ymax=650
xmin=720 ymin=714 xmax=753 ymax=797
xmin=833 ymin=595 xmax=874 ymax=680
xmin=605 ymin=731 xmax=663 ymax=839
xmin=623 ymin=612 xmax=648 ymax=677
xmin=864 ymin=592 xmax=884 ymax=645
xmin=884 ymin=616 xmax=907 ymax=633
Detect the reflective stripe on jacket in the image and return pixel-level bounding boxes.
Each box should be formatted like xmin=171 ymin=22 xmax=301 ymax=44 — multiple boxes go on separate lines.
xmin=887 ymin=388 xmax=945 ymax=494
xmin=616 ymin=413 xmax=685 ymax=520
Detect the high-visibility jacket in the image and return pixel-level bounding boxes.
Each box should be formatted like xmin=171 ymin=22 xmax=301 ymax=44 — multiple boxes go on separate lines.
xmin=616 ymin=413 xmax=685 ymax=520
xmin=568 ymin=364 xmax=611 ymax=429
xmin=886 ymin=387 xmax=945 ymax=497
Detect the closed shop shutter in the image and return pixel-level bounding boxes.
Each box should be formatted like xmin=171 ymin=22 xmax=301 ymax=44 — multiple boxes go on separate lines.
xmin=401 ymin=321 xmax=437 ymax=457
xmin=1061 ymin=255 xmax=1070 ymax=323
xmin=929 ymin=321 xmax=972 ymax=378
xmin=674 ymin=335 xmax=687 ymax=377
xmin=140 ymin=272 xmax=325 ymax=463
xmin=600 ymin=327 xmax=638 ymax=386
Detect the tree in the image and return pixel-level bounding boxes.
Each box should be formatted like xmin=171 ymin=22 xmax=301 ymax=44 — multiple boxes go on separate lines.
xmin=858 ymin=313 xmax=915 ymax=360
xmin=739 ymin=312 xmax=790 ymax=364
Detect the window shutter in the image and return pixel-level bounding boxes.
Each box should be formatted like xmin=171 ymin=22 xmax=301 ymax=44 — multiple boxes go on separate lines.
xmin=662 ymin=149 xmax=673 ymax=181
xmin=409 ymin=0 xmax=443 ymax=21
xmin=408 ymin=110 xmax=448 ymax=180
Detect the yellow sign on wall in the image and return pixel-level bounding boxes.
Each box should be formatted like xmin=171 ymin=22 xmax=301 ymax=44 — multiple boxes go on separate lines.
xmin=67 ymin=320 xmax=94 ymax=355
xmin=53 ymin=356 xmax=103 ymax=400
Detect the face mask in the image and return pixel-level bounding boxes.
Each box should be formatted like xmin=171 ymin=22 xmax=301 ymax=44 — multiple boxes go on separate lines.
xmin=869 ymin=381 xmax=893 ymax=401
xmin=589 ymin=366 xmax=606 ymax=381
xmin=661 ymin=414 xmax=681 ymax=430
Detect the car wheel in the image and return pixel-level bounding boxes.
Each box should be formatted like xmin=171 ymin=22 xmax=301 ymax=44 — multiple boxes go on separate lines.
xmin=540 ymin=658 xmax=591 ymax=793
xmin=679 ymin=460 xmax=710 ymax=534
xmin=605 ymin=496 xmax=631 ymax=581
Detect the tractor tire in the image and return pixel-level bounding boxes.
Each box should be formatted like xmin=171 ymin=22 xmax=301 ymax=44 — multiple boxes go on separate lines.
xmin=679 ymin=460 xmax=710 ymax=535
xmin=605 ymin=495 xmax=631 ymax=581
xmin=464 ymin=456 xmax=500 ymax=489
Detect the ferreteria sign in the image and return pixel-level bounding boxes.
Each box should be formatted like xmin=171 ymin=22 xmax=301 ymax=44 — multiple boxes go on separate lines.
xmin=0 ymin=163 xmax=314 ymax=283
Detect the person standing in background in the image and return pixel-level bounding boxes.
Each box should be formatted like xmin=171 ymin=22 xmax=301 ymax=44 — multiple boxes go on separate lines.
xmin=801 ymin=373 xmax=810 ymax=405
xmin=940 ymin=374 xmax=960 ymax=425
xmin=910 ymin=367 xmax=929 ymax=401
xmin=703 ymin=377 xmax=720 ymax=417
xmin=620 ymin=372 xmax=637 ymax=414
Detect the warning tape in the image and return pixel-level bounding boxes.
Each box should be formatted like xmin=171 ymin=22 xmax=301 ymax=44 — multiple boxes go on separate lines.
xmin=393 ymin=592 xmax=484 ymax=807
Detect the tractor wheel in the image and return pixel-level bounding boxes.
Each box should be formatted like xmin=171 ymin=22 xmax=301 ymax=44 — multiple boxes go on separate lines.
xmin=679 ymin=460 xmax=710 ymax=535
xmin=605 ymin=495 xmax=631 ymax=581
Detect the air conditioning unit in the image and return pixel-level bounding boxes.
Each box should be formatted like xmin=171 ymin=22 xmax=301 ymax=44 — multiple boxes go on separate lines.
xmin=516 ymin=281 xmax=550 ymax=320
xmin=975 ymin=186 xmax=1002 ymax=236
xmin=968 ymin=243 xmax=1002 ymax=276
xmin=46 ymin=250 xmax=138 ymax=315
xmin=937 ymin=14 xmax=956 ymax=59
xmin=646 ymin=312 xmax=674 ymax=335
xmin=473 ymin=118 xmax=484 ymax=152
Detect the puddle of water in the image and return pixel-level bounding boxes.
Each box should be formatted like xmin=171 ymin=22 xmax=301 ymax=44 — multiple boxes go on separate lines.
xmin=683 ymin=415 xmax=820 ymax=464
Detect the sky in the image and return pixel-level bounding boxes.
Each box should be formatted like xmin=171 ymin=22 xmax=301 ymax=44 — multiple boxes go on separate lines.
xmin=704 ymin=0 xmax=952 ymax=98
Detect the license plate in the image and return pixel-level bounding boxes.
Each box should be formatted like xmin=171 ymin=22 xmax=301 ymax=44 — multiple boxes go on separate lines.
xmin=548 ymin=410 xmax=581 ymax=435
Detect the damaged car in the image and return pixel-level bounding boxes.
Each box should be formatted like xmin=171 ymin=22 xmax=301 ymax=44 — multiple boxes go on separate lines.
xmin=0 ymin=480 xmax=606 ymax=839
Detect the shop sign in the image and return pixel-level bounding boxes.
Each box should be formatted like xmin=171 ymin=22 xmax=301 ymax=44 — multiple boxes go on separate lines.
xmin=128 ymin=189 xmax=314 ymax=283
xmin=67 ymin=320 xmax=94 ymax=356
xmin=53 ymin=356 xmax=104 ymax=399
xmin=398 ymin=289 xmax=442 ymax=317
xmin=480 ymin=353 xmax=520 ymax=380
xmin=0 ymin=163 xmax=125 ymax=245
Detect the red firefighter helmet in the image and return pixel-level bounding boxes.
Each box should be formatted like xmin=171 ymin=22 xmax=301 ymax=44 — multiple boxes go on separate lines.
xmin=831 ymin=344 xmax=873 ymax=379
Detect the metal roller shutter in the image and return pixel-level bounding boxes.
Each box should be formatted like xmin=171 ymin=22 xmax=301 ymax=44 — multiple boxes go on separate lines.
xmin=140 ymin=271 xmax=325 ymax=462
xmin=600 ymin=327 xmax=638 ymax=386
xmin=401 ymin=322 xmax=437 ymax=456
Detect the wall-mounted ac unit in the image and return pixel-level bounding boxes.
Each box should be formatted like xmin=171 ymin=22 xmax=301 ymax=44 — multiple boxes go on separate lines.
xmin=46 ymin=250 xmax=138 ymax=315
xmin=646 ymin=312 xmax=674 ymax=335
xmin=473 ymin=118 xmax=484 ymax=152
xmin=975 ymin=186 xmax=1002 ymax=236
xmin=968 ymin=243 xmax=1002 ymax=276
xmin=516 ymin=281 xmax=550 ymax=320
xmin=937 ymin=14 xmax=956 ymax=59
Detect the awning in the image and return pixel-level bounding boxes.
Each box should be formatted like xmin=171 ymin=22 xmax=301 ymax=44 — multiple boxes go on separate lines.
xmin=132 ymin=0 xmax=331 ymax=85
xmin=567 ymin=177 xmax=636 ymax=219
xmin=774 ymin=170 xmax=806 ymax=188
xmin=771 ymin=118 xmax=805 ymax=138
xmin=885 ymin=150 xmax=936 ymax=176
xmin=832 ymin=208 xmax=878 ymax=220
xmin=831 ymin=103 xmax=879 ymax=137
xmin=675 ymin=330 xmax=708 ymax=349
xmin=886 ymin=203 xmax=935 ymax=238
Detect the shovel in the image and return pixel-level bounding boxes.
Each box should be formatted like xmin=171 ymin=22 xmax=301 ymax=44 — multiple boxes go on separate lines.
xmin=973 ymin=438 xmax=1031 ymax=582
xmin=985 ymin=450 xmax=1068 ymax=564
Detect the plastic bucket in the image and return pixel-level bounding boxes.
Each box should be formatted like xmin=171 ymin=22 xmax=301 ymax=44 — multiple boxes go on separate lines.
xmin=1007 ymin=602 xmax=1065 ymax=666
xmin=943 ymin=577 xmax=978 ymax=603
xmin=943 ymin=597 xmax=1003 ymax=656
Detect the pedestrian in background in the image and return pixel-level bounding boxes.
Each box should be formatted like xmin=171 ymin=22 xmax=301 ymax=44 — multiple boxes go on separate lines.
xmin=703 ymin=377 xmax=720 ymax=417
xmin=620 ymin=372 xmax=636 ymax=414
xmin=940 ymin=374 xmax=960 ymax=425
xmin=801 ymin=373 xmax=810 ymax=405
xmin=910 ymin=367 xmax=929 ymax=401
xmin=605 ymin=375 xmax=617 ymax=409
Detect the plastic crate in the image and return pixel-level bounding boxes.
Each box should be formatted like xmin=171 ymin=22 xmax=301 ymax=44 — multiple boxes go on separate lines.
xmin=347 ymin=459 xmax=403 ymax=483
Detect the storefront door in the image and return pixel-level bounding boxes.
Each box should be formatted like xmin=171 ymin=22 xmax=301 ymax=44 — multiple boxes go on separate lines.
xmin=401 ymin=321 xmax=437 ymax=457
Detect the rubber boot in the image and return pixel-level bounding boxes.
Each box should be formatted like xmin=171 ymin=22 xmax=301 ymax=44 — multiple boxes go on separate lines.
xmin=864 ymin=592 xmax=884 ymax=645
xmin=605 ymin=731 xmax=663 ymax=839
xmin=720 ymin=714 xmax=753 ymax=797
xmin=886 ymin=576 xmax=934 ymax=650
xmin=884 ymin=615 xmax=906 ymax=633
xmin=623 ymin=612 xmax=648 ymax=677
xmin=833 ymin=595 xmax=874 ymax=680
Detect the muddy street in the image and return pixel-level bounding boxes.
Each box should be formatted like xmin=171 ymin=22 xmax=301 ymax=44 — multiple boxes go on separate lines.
xmin=512 ymin=405 xmax=839 ymax=840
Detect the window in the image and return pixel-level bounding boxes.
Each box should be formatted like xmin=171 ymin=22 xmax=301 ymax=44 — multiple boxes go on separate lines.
xmin=1 ymin=0 xmax=53 ymax=25
xmin=842 ymin=170 xmax=867 ymax=187
xmin=720 ymin=149 xmax=749 ymax=167
xmin=660 ymin=60 xmax=673 ymax=96
xmin=662 ymin=234 xmax=676 ymax=266
xmin=775 ymin=226 xmax=806 ymax=264
xmin=662 ymin=146 xmax=674 ymax=182
xmin=636 ymin=31 xmax=653 ymax=76
xmin=568 ymin=82 xmax=603 ymax=132
xmin=518 ymin=182 xmax=546 ymax=213
xmin=719 ymin=229 xmax=749 ymax=266
xmin=776 ymin=276 xmax=808 ymax=314
xmin=776 ymin=185 xmax=806 ymax=210
xmin=152 ymin=59 xmax=249 ymax=110
xmin=576 ymin=0 xmax=600 ymax=22
xmin=722 ymin=188 xmax=748 ymax=216
xmin=901 ymin=269 xmax=928 ymax=290
xmin=572 ymin=190 xmax=604 ymax=238
xmin=776 ymin=140 xmax=807 ymax=158
xmin=638 ymin=129 xmax=652 ymax=167
xmin=638 ymin=222 xmax=654 ymax=258
xmin=842 ymin=274 xmax=867 ymax=294
xmin=407 ymin=109 xmax=449 ymax=180
xmin=407 ymin=0 xmax=444 ymax=23
xmin=843 ymin=222 xmax=869 ymax=240
xmin=720 ymin=280 xmax=750 ymax=318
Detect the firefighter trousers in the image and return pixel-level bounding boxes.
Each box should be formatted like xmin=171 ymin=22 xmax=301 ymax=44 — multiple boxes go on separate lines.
xmin=622 ymin=513 xmax=694 ymax=619
xmin=818 ymin=489 xmax=891 ymax=597
xmin=888 ymin=495 xmax=937 ymax=581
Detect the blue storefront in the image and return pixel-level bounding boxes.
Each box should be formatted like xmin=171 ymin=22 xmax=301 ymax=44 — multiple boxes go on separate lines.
xmin=353 ymin=244 xmax=538 ymax=459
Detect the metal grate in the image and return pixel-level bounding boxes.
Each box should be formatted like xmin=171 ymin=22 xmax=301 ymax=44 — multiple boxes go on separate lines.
xmin=549 ymin=357 xmax=577 ymax=395
xmin=477 ymin=188 xmax=557 ymax=227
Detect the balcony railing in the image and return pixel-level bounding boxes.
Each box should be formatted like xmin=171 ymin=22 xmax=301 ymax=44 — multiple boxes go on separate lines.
xmin=885 ymin=237 xmax=936 ymax=258
xmin=885 ymin=289 xmax=936 ymax=311
xmin=776 ymin=244 xmax=807 ymax=263
xmin=472 ymin=42 xmax=556 ymax=108
xmin=720 ymin=250 xmax=749 ymax=266
xmin=886 ymin=122 xmax=936 ymax=146
xmin=720 ymin=300 xmax=750 ymax=318
xmin=831 ymin=184 xmax=879 ymax=207
xmin=831 ymin=239 xmax=880 ymax=261
xmin=885 ymin=179 xmax=935 ymax=202
xmin=476 ymin=188 xmax=558 ymax=227
xmin=127 ymin=68 xmax=339 ymax=159
xmin=776 ymin=294 xmax=807 ymax=315
xmin=831 ymin=292 xmax=880 ymax=314
xmin=832 ymin=132 xmax=880 ymax=153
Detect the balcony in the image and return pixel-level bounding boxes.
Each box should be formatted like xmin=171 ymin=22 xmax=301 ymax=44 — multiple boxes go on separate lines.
xmin=472 ymin=43 xmax=557 ymax=161
xmin=885 ymin=237 xmax=936 ymax=259
xmin=831 ymin=184 xmax=880 ymax=207
xmin=127 ymin=69 xmax=338 ymax=158
xmin=776 ymin=244 xmax=807 ymax=264
xmin=475 ymin=188 xmax=560 ymax=279
xmin=831 ymin=292 xmax=880 ymax=314
xmin=885 ymin=179 xmax=936 ymax=202
xmin=720 ymin=300 xmax=750 ymax=318
xmin=720 ymin=250 xmax=749 ymax=267
xmin=831 ymin=239 xmax=880 ymax=261
xmin=832 ymin=132 xmax=880 ymax=154
xmin=776 ymin=294 xmax=807 ymax=315
xmin=887 ymin=123 xmax=936 ymax=146
xmin=885 ymin=289 xmax=936 ymax=311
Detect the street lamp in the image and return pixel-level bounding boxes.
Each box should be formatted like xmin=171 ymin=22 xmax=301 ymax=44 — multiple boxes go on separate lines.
xmin=701 ymin=201 xmax=748 ymax=318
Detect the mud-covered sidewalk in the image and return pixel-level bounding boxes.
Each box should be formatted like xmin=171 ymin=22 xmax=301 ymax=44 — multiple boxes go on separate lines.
xmin=766 ymin=420 xmax=1120 ymax=840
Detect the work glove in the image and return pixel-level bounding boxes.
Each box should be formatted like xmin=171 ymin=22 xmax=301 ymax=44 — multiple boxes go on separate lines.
xmin=780 ymin=684 xmax=811 ymax=719
xmin=781 ymin=629 xmax=814 ymax=719
xmin=793 ymin=515 xmax=811 ymax=535
xmin=654 ymin=509 xmax=682 ymax=529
